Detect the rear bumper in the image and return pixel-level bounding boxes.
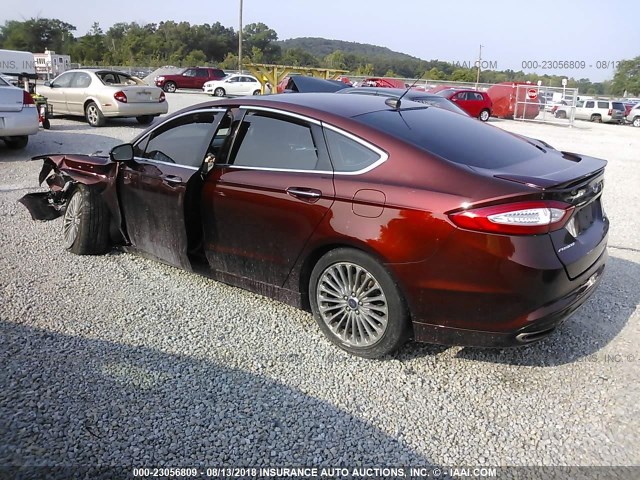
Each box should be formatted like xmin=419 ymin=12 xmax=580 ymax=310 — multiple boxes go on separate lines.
xmin=387 ymin=227 xmax=608 ymax=348
xmin=411 ymin=258 xmax=606 ymax=347
xmin=0 ymin=108 xmax=39 ymax=137
xmin=101 ymin=102 xmax=168 ymax=118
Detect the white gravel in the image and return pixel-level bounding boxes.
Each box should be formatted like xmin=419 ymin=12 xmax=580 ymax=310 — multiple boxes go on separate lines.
xmin=1 ymin=93 xmax=638 ymax=469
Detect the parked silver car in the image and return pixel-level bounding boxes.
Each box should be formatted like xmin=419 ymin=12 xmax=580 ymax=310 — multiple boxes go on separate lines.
xmin=38 ymin=69 xmax=168 ymax=127
xmin=0 ymin=76 xmax=39 ymax=149
xmin=626 ymin=103 xmax=640 ymax=127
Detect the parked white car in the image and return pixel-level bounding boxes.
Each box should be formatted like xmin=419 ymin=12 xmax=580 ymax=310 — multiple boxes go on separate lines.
xmin=203 ymin=74 xmax=266 ymax=97
xmin=38 ymin=69 xmax=168 ymax=127
xmin=0 ymin=76 xmax=39 ymax=149
xmin=555 ymin=99 xmax=625 ymax=123
xmin=626 ymin=103 xmax=640 ymax=127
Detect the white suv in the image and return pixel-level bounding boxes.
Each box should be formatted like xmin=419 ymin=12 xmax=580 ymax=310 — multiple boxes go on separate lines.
xmin=555 ymin=99 xmax=626 ymax=123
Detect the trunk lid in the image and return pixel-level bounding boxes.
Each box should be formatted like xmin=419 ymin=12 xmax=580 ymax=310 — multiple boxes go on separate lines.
xmin=119 ymin=86 xmax=164 ymax=104
xmin=0 ymin=85 xmax=25 ymax=112
xmin=483 ymin=150 xmax=608 ymax=279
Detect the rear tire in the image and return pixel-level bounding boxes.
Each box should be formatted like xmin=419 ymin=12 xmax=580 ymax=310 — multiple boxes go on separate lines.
xmin=479 ymin=109 xmax=490 ymax=122
xmin=590 ymin=114 xmax=602 ymax=123
xmin=252 ymin=89 xmax=261 ymax=95
xmin=4 ymin=136 xmax=28 ymax=149
xmin=136 ymin=115 xmax=154 ymax=125
xmin=309 ymin=248 xmax=409 ymax=358
xmin=85 ymin=102 xmax=105 ymax=127
xmin=163 ymin=82 xmax=177 ymax=93
xmin=214 ymin=87 xmax=225 ymax=97
xmin=62 ymin=184 xmax=110 ymax=255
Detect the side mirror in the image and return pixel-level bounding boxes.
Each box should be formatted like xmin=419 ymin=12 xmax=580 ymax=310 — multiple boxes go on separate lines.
xmin=110 ymin=143 xmax=134 ymax=162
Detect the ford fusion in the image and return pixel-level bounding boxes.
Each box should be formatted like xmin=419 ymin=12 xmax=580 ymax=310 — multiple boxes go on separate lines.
xmin=20 ymin=93 xmax=608 ymax=358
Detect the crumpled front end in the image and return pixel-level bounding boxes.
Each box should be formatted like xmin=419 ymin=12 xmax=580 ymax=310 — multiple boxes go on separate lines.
xmin=18 ymin=153 xmax=126 ymax=244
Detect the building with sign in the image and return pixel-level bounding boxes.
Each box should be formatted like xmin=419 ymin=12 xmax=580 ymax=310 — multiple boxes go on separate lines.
xmin=34 ymin=50 xmax=71 ymax=79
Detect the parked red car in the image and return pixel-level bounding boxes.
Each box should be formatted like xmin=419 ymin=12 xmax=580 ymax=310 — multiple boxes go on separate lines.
xmin=20 ymin=93 xmax=608 ymax=358
xmin=436 ymin=89 xmax=493 ymax=121
xmin=155 ymin=67 xmax=225 ymax=93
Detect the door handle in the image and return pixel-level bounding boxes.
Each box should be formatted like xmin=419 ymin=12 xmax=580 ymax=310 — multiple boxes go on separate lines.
xmin=286 ymin=187 xmax=322 ymax=200
xmin=162 ymin=175 xmax=183 ymax=185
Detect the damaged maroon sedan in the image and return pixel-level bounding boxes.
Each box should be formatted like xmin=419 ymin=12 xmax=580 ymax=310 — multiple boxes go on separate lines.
xmin=20 ymin=93 xmax=608 ymax=358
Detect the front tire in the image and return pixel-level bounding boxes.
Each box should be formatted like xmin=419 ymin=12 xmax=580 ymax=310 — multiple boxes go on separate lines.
xmin=214 ymin=87 xmax=225 ymax=97
xmin=309 ymin=248 xmax=409 ymax=358
xmin=136 ymin=115 xmax=154 ymax=125
xmin=555 ymin=110 xmax=567 ymax=119
xmin=163 ymin=81 xmax=177 ymax=93
xmin=85 ymin=102 xmax=105 ymax=127
xmin=62 ymin=184 xmax=110 ymax=255
xmin=479 ymin=109 xmax=490 ymax=122
xmin=633 ymin=117 xmax=640 ymax=128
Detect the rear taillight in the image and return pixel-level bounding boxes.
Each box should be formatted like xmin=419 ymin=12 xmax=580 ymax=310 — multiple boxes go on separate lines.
xmin=449 ymin=201 xmax=574 ymax=235
xmin=608 ymin=108 xmax=612 ymax=115
xmin=114 ymin=91 xmax=128 ymax=103
xmin=23 ymin=90 xmax=36 ymax=107
xmin=159 ymin=91 xmax=166 ymax=103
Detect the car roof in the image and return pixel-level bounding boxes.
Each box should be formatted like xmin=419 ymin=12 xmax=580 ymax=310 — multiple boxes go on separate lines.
xmin=340 ymin=87 xmax=440 ymax=99
xmin=189 ymin=92 xmax=429 ymax=120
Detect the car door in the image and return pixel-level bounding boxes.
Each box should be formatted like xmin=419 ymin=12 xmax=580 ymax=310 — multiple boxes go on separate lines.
xmin=577 ymin=100 xmax=594 ymax=120
xmin=225 ymin=76 xmax=241 ymax=95
xmin=64 ymin=71 xmax=92 ymax=115
xmin=451 ymin=91 xmax=471 ymax=115
xmin=201 ymin=108 xmax=335 ymax=287
xmin=181 ymin=69 xmax=197 ymax=89
xmin=118 ymin=109 xmax=225 ymax=269
xmin=41 ymin=71 xmax=75 ymax=114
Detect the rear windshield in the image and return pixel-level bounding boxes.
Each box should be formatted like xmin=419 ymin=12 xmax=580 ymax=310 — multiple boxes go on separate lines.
xmin=612 ymin=102 xmax=625 ymax=110
xmin=354 ymin=108 xmax=541 ymax=169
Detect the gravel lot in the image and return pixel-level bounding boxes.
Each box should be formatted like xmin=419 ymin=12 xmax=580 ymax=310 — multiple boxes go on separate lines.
xmin=1 ymin=93 xmax=639 ymax=472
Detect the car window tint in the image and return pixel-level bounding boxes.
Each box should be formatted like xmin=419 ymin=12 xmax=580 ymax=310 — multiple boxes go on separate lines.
xmin=355 ymin=108 xmax=541 ymax=169
xmin=184 ymin=69 xmax=196 ymax=77
xmin=576 ymin=101 xmax=584 ymax=107
xmin=585 ymin=101 xmax=594 ymax=108
xmin=324 ymin=128 xmax=381 ymax=172
xmin=196 ymin=69 xmax=209 ymax=78
xmin=597 ymin=101 xmax=608 ymax=109
xmin=230 ymin=112 xmax=319 ymax=171
xmin=612 ymin=102 xmax=624 ymax=110
xmin=138 ymin=111 xmax=218 ymax=168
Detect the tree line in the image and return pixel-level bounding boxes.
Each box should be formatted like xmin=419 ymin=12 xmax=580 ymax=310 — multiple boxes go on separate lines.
xmin=1 ymin=17 xmax=638 ymax=96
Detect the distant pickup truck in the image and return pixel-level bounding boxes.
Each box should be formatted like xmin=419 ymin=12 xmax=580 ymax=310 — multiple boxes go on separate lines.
xmin=154 ymin=67 xmax=225 ymax=93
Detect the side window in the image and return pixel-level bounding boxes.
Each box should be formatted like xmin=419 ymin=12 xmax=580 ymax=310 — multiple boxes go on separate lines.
xmin=456 ymin=92 xmax=466 ymax=100
xmin=229 ymin=112 xmax=320 ymax=171
xmin=135 ymin=111 xmax=219 ymax=168
xmin=228 ymin=76 xmax=239 ymax=83
xmin=72 ymin=73 xmax=91 ymax=88
xmin=183 ymin=69 xmax=196 ymax=77
xmin=196 ymin=69 xmax=209 ymax=78
xmin=576 ymin=101 xmax=585 ymax=108
xmin=597 ymin=101 xmax=608 ymax=109
xmin=585 ymin=101 xmax=595 ymax=108
xmin=52 ymin=72 xmax=75 ymax=88
xmin=474 ymin=93 xmax=485 ymax=101
xmin=324 ymin=128 xmax=383 ymax=173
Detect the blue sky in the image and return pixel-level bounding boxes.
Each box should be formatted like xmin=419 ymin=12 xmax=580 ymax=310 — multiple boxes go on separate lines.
xmin=3 ymin=0 xmax=639 ymax=82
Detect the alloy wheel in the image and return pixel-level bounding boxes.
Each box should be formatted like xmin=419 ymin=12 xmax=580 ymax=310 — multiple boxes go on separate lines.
xmin=62 ymin=192 xmax=82 ymax=249
xmin=316 ymin=262 xmax=389 ymax=347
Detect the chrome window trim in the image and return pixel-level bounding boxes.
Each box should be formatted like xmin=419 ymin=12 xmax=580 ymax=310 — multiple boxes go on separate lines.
xmin=239 ymin=105 xmax=322 ymax=126
xmin=230 ymin=106 xmax=389 ymax=175
xmin=132 ymin=157 xmax=200 ymax=171
xmin=321 ymin=123 xmax=389 ymax=175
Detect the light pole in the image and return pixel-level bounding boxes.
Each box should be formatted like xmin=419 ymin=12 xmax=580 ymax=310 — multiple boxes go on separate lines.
xmin=475 ymin=44 xmax=483 ymax=89
xmin=238 ymin=0 xmax=243 ymax=73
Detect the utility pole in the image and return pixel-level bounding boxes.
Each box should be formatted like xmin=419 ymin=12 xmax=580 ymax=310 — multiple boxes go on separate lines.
xmin=475 ymin=44 xmax=483 ymax=89
xmin=238 ymin=0 xmax=243 ymax=73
